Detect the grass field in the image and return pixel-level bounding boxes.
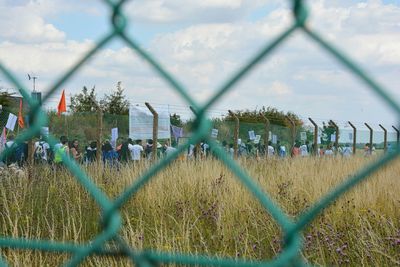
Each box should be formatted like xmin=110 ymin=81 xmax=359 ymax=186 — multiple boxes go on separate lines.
xmin=0 ymin=156 xmax=399 ymax=266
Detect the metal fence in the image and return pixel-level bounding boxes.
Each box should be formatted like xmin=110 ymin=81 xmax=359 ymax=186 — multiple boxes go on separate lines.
xmin=0 ymin=0 xmax=399 ymax=266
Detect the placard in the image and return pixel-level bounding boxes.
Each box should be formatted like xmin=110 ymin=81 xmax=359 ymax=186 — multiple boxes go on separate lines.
xmin=41 ymin=127 xmax=49 ymax=137
xmin=211 ymin=128 xmax=219 ymax=139
xmin=111 ymin=128 xmax=118 ymax=141
xmin=248 ymin=130 xmax=255 ymax=140
xmin=5 ymin=113 xmax=17 ymax=131
xmin=254 ymin=135 xmax=261 ymax=144
xmin=300 ymin=131 xmax=307 ymax=141
xmin=330 ymin=134 xmax=336 ymax=142
xmin=272 ymin=134 xmax=278 ymax=144
xmin=111 ymin=127 xmax=118 ymax=148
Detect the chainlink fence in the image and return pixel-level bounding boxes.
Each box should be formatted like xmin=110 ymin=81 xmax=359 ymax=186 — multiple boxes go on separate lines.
xmin=0 ymin=0 xmax=399 ymax=266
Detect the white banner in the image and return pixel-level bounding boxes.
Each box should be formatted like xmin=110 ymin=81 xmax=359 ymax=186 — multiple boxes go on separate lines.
xmin=129 ymin=106 xmax=171 ymax=140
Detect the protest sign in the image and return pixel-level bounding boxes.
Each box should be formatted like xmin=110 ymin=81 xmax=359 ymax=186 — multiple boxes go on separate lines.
xmin=272 ymin=134 xmax=278 ymax=144
xmin=211 ymin=129 xmax=219 ymax=139
xmin=5 ymin=113 xmax=17 ymax=131
xmin=300 ymin=132 xmax=307 ymax=141
xmin=248 ymin=130 xmax=255 ymax=140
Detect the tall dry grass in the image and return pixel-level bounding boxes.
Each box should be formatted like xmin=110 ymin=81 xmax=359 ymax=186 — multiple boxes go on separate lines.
xmin=0 ymin=156 xmax=399 ymax=266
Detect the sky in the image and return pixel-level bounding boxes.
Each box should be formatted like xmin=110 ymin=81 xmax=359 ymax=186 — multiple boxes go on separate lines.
xmin=0 ymin=0 xmax=399 ymax=131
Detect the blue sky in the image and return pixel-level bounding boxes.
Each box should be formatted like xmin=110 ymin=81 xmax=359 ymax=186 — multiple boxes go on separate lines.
xmin=0 ymin=0 xmax=400 ymax=129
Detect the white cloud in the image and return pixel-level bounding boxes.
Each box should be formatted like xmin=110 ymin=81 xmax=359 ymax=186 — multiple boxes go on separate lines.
xmin=0 ymin=0 xmax=399 ymax=125
xmin=270 ymin=81 xmax=292 ymax=96
xmin=0 ymin=40 xmax=94 ymax=73
xmin=126 ymin=0 xmax=266 ymax=24
xmin=0 ymin=6 xmax=65 ymax=43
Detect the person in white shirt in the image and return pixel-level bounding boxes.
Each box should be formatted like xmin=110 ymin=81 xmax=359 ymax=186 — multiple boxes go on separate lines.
xmin=267 ymin=141 xmax=275 ymax=157
xmin=229 ymin=144 xmax=234 ymax=158
xmin=300 ymin=142 xmax=309 ymax=157
xmin=324 ymin=144 xmax=334 ymax=156
xmin=164 ymin=141 xmax=177 ymax=157
xmin=128 ymin=139 xmax=144 ymax=161
xmin=188 ymin=144 xmax=195 ymax=159
xmin=342 ymin=144 xmax=352 ymax=157
xmin=34 ymin=137 xmax=50 ymax=163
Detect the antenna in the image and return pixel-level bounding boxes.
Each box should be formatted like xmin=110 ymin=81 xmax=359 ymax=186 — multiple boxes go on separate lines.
xmin=27 ymin=73 xmax=38 ymax=92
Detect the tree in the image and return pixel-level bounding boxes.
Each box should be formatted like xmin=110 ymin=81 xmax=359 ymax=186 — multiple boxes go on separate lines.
xmin=101 ymin=82 xmax=129 ymax=115
xmin=224 ymin=106 xmax=302 ymax=127
xmin=170 ymin=113 xmax=183 ymax=127
xmin=69 ymin=86 xmax=99 ymax=113
xmin=0 ymin=90 xmax=14 ymax=111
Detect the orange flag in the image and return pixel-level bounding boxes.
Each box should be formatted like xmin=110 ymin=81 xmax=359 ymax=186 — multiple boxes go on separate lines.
xmin=57 ymin=90 xmax=66 ymax=116
xmin=18 ymin=99 xmax=24 ymax=128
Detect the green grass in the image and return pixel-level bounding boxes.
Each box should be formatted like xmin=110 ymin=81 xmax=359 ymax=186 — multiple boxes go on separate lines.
xmin=0 ymin=156 xmax=399 ymax=266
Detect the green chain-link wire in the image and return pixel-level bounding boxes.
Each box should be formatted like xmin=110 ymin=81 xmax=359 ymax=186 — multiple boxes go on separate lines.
xmin=0 ymin=0 xmax=399 ymax=266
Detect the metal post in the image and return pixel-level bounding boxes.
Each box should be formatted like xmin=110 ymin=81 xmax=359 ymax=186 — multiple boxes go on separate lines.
xmin=379 ymin=124 xmax=387 ymax=153
xmin=261 ymin=113 xmax=270 ymax=158
xmin=286 ymin=116 xmax=296 ymax=154
xmin=97 ymin=108 xmax=103 ymax=162
xmin=90 ymin=96 xmax=103 ymax=162
xmin=145 ymin=102 xmax=158 ymax=161
xmin=329 ymin=120 xmax=339 ymax=155
xmin=189 ymin=106 xmax=201 ymax=159
xmin=348 ymin=121 xmax=357 ymax=155
xmin=392 ymin=126 xmax=399 ymax=148
xmin=308 ymin=118 xmax=318 ymax=156
xmin=228 ymin=110 xmax=239 ymax=159
xmin=364 ymin=123 xmax=373 ymax=154
xmin=189 ymin=106 xmax=197 ymax=115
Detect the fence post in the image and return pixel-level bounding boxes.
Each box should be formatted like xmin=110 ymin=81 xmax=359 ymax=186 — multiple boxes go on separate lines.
xmin=329 ymin=120 xmax=339 ymax=155
xmin=392 ymin=126 xmax=399 ymax=148
xmin=89 ymin=96 xmax=103 ymax=162
xmin=348 ymin=121 xmax=357 ymax=155
xmin=189 ymin=106 xmax=202 ymax=159
xmin=27 ymin=139 xmax=34 ymax=179
xmin=286 ymin=116 xmax=296 ymax=155
xmin=308 ymin=118 xmax=318 ymax=156
xmin=145 ymin=102 xmax=158 ymax=162
xmin=364 ymin=123 xmax=373 ymax=153
xmin=228 ymin=110 xmax=239 ymax=159
xmin=379 ymin=124 xmax=387 ymax=153
xmin=261 ymin=113 xmax=270 ymax=158
xmin=97 ymin=109 xmax=103 ymax=162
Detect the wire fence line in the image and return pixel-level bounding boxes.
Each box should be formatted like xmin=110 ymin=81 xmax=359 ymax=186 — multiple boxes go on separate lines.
xmin=0 ymin=0 xmax=399 ymax=266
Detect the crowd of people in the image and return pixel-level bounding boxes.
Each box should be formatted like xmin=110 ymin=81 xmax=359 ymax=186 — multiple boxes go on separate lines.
xmin=0 ymin=134 xmax=380 ymax=169
xmin=220 ymin=139 xmax=363 ymax=158
xmin=0 ymin=135 xmax=179 ymax=168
